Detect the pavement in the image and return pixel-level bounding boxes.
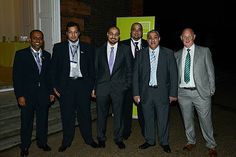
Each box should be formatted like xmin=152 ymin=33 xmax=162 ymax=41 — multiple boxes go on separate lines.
xmin=0 ymin=68 xmax=235 ymax=157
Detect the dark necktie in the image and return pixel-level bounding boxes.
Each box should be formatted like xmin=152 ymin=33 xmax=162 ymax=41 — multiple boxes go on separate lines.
xmin=184 ymin=48 xmax=191 ymax=83
xmin=108 ymin=47 xmax=115 ymax=74
xmin=134 ymin=42 xmax=139 ymax=57
xmin=71 ymin=45 xmax=78 ymax=61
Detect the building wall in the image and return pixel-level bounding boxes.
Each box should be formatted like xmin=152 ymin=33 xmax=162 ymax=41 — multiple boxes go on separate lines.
xmin=60 ymin=0 xmax=143 ymax=46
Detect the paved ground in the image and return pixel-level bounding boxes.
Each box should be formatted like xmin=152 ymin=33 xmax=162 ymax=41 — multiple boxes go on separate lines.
xmin=0 ymin=69 xmax=236 ymax=157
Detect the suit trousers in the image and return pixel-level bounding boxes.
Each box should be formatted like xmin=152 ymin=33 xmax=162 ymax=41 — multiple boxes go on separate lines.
xmin=59 ymin=79 xmax=93 ymax=146
xmin=20 ymin=92 xmax=49 ymax=149
xmin=142 ymin=87 xmax=170 ymax=145
xmin=96 ymin=92 xmax=124 ymax=143
xmin=178 ymin=88 xmax=217 ymax=149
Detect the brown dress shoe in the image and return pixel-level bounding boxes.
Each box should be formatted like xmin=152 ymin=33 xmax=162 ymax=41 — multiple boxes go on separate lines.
xmin=183 ymin=144 xmax=196 ymax=151
xmin=208 ymin=148 xmax=217 ymax=157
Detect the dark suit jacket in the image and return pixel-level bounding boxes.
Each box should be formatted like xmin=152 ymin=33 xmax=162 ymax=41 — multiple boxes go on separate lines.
xmin=50 ymin=41 xmax=95 ymax=93
xmin=120 ymin=38 xmax=148 ymax=61
xmin=94 ymin=43 xmax=132 ymax=96
xmin=133 ymin=46 xmax=178 ymax=103
xmin=13 ymin=47 xmax=51 ymax=101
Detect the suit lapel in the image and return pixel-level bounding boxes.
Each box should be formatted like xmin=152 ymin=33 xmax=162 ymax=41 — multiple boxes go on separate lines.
xmin=112 ymin=44 xmax=122 ymax=74
xmin=193 ymin=45 xmax=200 ymax=65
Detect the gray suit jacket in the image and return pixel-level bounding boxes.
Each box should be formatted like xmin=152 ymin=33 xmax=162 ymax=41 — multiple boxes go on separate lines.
xmin=133 ymin=46 xmax=178 ymax=104
xmin=175 ymin=45 xmax=215 ymax=99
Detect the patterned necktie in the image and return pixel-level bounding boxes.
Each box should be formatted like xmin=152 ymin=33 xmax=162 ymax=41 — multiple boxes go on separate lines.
xmin=108 ymin=47 xmax=115 ymax=74
xmin=71 ymin=45 xmax=78 ymax=61
xmin=34 ymin=52 xmax=41 ymax=73
xmin=184 ymin=48 xmax=191 ymax=83
xmin=134 ymin=42 xmax=139 ymax=57
xmin=149 ymin=51 xmax=157 ymax=86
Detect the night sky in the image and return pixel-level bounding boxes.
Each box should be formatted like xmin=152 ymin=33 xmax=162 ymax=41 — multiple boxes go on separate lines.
xmin=143 ymin=1 xmax=234 ymax=69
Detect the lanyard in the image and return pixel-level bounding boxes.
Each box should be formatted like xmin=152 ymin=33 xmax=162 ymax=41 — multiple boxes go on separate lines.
xmin=70 ymin=45 xmax=78 ymax=60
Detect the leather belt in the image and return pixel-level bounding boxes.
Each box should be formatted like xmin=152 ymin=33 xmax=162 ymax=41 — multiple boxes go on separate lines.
xmin=69 ymin=77 xmax=83 ymax=80
xmin=149 ymin=85 xmax=158 ymax=88
xmin=181 ymin=87 xmax=196 ymax=90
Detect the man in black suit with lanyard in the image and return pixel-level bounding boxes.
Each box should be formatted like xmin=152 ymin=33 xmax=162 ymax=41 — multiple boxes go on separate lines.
xmin=13 ymin=30 xmax=54 ymax=157
xmin=120 ymin=22 xmax=148 ymax=139
xmin=50 ymin=21 xmax=98 ymax=152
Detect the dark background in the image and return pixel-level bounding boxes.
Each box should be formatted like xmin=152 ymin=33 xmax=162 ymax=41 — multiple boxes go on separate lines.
xmin=143 ymin=1 xmax=234 ymax=70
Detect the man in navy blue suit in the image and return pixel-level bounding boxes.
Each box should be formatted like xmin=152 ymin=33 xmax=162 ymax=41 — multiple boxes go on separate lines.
xmin=50 ymin=21 xmax=98 ymax=152
xmin=13 ymin=30 xmax=54 ymax=157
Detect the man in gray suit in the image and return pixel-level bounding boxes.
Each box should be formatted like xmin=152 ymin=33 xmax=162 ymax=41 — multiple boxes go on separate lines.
xmin=175 ymin=28 xmax=217 ymax=157
xmin=133 ymin=30 xmax=178 ymax=153
xmin=92 ymin=26 xmax=132 ymax=149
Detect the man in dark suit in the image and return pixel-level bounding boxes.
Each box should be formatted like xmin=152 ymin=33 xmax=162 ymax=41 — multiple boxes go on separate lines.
xmin=91 ymin=26 xmax=132 ymax=149
xmin=133 ymin=30 xmax=178 ymax=153
xmin=13 ymin=30 xmax=54 ymax=157
xmin=120 ymin=22 xmax=148 ymax=139
xmin=50 ymin=21 xmax=98 ymax=152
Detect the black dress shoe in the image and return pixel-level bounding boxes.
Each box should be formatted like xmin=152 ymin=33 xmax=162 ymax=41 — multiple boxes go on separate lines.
xmin=139 ymin=142 xmax=155 ymax=149
xmin=38 ymin=144 xmax=51 ymax=151
xmin=98 ymin=140 xmax=105 ymax=148
xmin=88 ymin=141 xmax=99 ymax=148
xmin=20 ymin=148 xmax=29 ymax=157
xmin=115 ymin=141 xmax=126 ymax=149
xmin=58 ymin=145 xmax=68 ymax=152
xmin=160 ymin=145 xmax=171 ymax=153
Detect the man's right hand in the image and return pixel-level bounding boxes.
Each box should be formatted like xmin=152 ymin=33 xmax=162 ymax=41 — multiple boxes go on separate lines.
xmin=53 ymin=88 xmax=60 ymax=97
xmin=18 ymin=97 xmax=26 ymax=107
xmin=133 ymin=96 xmax=141 ymax=104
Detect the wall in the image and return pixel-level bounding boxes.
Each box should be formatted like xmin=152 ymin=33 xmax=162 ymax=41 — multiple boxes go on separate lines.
xmin=60 ymin=0 xmax=143 ymax=46
xmin=0 ymin=0 xmax=33 ymax=42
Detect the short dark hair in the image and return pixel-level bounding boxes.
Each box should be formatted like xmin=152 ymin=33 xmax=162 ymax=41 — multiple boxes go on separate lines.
xmin=30 ymin=29 xmax=44 ymax=39
xmin=66 ymin=21 xmax=80 ymax=31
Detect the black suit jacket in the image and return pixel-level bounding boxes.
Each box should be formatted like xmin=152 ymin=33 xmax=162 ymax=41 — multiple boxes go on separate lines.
xmin=13 ymin=47 xmax=51 ymax=101
xmin=120 ymin=38 xmax=148 ymax=61
xmin=94 ymin=43 xmax=132 ymax=96
xmin=50 ymin=41 xmax=95 ymax=93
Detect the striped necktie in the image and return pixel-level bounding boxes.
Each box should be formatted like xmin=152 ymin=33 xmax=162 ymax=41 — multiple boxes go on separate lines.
xmin=184 ymin=48 xmax=191 ymax=83
xmin=149 ymin=50 xmax=157 ymax=86
xmin=34 ymin=52 xmax=41 ymax=73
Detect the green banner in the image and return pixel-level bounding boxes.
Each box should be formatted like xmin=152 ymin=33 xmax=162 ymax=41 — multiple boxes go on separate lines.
xmin=116 ymin=16 xmax=155 ymax=119
xmin=116 ymin=16 xmax=155 ymax=41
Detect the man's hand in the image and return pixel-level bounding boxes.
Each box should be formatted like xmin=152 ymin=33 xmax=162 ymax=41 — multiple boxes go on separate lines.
xmin=18 ymin=97 xmax=26 ymax=107
xmin=169 ymin=96 xmax=177 ymax=104
xmin=133 ymin=96 xmax=141 ymax=104
xmin=53 ymin=88 xmax=60 ymax=97
xmin=91 ymin=90 xmax=96 ymax=98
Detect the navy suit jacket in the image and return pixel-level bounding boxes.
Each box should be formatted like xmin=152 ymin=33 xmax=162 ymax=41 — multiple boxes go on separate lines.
xmin=13 ymin=47 xmax=51 ymax=101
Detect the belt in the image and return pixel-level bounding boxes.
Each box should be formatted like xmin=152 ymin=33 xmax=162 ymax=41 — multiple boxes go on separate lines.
xmin=149 ymin=85 xmax=158 ymax=88
xmin=181 ymin=87 xmax=196 ymax=90
xmin=69 ymin=77 xmax=83 ymax=80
